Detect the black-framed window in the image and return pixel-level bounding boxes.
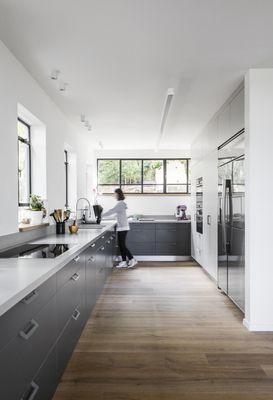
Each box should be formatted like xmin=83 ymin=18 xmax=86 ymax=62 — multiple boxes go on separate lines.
xmin=18 ymin=118 xmax=31 ymax=206
xmin=97 ymin=158 xmax=191 ymax=194
xmin=64 ymin=150 xmax=69 ymax=207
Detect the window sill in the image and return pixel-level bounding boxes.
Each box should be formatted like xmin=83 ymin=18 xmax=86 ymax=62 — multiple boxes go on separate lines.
xmin=19 ymin=222 xmax=49 ymax=232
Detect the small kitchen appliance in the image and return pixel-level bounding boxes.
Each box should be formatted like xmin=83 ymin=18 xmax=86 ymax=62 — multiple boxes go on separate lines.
xmin=176 ymin=205 xmax=188 ymax=220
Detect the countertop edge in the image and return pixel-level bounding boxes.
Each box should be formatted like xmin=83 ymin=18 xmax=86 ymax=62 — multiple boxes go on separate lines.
xmin=0 ymin=222 xmax=116 ymax=317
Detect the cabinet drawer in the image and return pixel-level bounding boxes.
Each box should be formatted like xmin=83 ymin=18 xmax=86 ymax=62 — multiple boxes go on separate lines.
xmin=57 ymin=253 xmax=84 ymax=289
xmin=127 ymin=242 xmax=155 ymax=255
xmin=0 ymin=295 xmax=57 ymax=400
xmin=127 ymin=229 xmax=155 ymax=243
xmin=0 ymin=274 xmax=56 ymax=352
xmin=156 ymin=228 xmax=178 ymax=243
xmin=156 ymin=242 xmax=178 ymax=255
xmin=57 ymin=300 xmax=86 ymax=381
xmin=21 ymin=345 xmax=58 ymax=400
xmin=57 ymin=263 xmax=85 ymax=334
xmin=129 ymin=223 xmax=155 ymax=230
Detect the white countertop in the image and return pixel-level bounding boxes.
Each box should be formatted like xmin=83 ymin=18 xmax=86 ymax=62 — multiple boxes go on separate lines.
xmin=0 ymin=222 xmax=115 ymax=317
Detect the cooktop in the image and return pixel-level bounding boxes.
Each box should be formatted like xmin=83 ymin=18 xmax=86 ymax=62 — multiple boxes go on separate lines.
xmin=0 ymin=243 xmax=74 ymax=259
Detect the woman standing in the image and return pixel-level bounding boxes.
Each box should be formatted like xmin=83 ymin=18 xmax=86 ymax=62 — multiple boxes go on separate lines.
xmin=102 ymin=188 xmax=137 ymax=269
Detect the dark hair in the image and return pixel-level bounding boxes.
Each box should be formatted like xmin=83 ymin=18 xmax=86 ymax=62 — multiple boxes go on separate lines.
xmin=115 ymin=188 xmax=125 ymax=201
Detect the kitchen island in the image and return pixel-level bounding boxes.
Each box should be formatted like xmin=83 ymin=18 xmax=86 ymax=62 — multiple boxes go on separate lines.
xmin=0 ymin=222 xmax=116 ymax=400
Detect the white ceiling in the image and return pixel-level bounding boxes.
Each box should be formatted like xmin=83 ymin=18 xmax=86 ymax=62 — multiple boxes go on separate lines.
xmin=1 ymin=0 xmax=273 ymax=150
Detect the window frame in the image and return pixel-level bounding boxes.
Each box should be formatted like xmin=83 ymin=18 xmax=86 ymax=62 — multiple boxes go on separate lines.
xmin=64 ymin=150 xmax=69 ymax=208
xmin=97 ymin=158 xmax=190 ymax=195
xmin=18 ymin=118 xmax=32 ymax=207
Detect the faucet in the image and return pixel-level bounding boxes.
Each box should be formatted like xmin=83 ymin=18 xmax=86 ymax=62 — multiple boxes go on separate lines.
xmin=76 ymin=197 xmax=92 ymax=223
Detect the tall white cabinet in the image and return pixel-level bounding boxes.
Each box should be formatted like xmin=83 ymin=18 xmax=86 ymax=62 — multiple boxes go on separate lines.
xmin=191 ymin=86 xmax=244 ymax=281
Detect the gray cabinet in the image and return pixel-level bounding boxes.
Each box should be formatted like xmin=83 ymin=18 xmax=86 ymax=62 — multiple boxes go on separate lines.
xmin=127 ymin=222 xmax=191 ymax=256
xmin=0 ymin=229 xmax=116 ymax=400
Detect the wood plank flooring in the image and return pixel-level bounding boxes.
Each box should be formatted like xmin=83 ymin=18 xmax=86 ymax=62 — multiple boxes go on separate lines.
xmin=53 ymin=262 xmax=273 ymax=400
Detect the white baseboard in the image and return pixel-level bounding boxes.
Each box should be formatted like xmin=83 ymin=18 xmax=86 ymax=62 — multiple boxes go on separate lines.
xmin=135 ymin=256 xmax=192 ymax=262
xmin=243 ymin=318 xmax=273 ymax=331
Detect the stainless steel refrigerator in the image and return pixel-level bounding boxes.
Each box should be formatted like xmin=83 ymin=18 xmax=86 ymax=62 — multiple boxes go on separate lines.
xmin=218 ymin=131 xmax=245 ymax=312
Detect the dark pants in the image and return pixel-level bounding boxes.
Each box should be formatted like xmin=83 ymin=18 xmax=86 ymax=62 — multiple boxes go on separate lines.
xmin=117 ymin=230 xmax=133 ymax=261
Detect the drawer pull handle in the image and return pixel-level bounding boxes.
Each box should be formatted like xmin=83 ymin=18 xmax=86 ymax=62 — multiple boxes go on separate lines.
xmin=20 ymin=319 xmax=39 ymax=340
xmin=22 ymin=381 xmax=39 ymax=400
xmin=72 ymin=309 xmax=81 ymax=321
xmin=22 ymin=290 xmax=39 ymax=305
xmin=71 ymin=273 xmax=79 ymax=281
xmin=88 ymin=256 xmax=95 ymax=262
xmin=73 ymin=255 xmax=80 ymax=262
xmin=91 ymin=243 xmax=96 ymax=248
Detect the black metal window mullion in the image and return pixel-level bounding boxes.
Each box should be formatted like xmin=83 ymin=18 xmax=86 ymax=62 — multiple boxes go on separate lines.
xmin=18 ymin=118 xmax=31 ymax=207
xmin=97 ymin=158 xmax=190 ymax=194
xmin=64 ymin=150 xmax=69 ymax=208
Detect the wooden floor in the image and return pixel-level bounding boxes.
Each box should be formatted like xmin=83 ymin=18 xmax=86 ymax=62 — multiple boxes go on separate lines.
xmin=54 ymin=262 xmax=273 ymax=400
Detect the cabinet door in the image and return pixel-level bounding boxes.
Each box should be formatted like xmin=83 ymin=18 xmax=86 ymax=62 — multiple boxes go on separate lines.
xmin=127 ymin=228 xmax=155 ymax=242
xmin=21 ymin=345 xmax=58 ymax=400
xmin=0 ymin=274 xmax=56 ymax=352
xmin=218 ymin=104 xmax=230 ymax=146
xmin=230 ymin=89 xmax=244 ymax=135
xmin=85 ymin=250 xmax=97 ymax=316
xmin=57 ymin=262 xmax=85 ymax=335
xmin=56 ymin=299 xmax=86 ymax=381
xmin=96 ymin=245 xmax=106 ymax=298
xmin=0 ymin=295 xmax=57 ymax=400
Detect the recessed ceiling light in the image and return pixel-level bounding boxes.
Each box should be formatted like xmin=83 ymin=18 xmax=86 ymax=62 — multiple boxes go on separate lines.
xmin=59 ymin=81 xmax=68 ymax=91
xmin=51 ymin=69 xmax=60 ymax=80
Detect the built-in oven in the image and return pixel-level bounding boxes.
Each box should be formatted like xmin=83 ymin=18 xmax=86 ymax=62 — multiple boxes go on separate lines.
xmin=196 ymin=177 xmax=203 ymax=234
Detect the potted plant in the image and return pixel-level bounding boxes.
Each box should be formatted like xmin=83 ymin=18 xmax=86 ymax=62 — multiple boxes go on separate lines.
xmin=28 ymin=195 xmax=45 ymax=225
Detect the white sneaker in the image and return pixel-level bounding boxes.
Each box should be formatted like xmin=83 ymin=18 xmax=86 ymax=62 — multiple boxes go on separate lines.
xmin=127 ymin=258 xmax=138 ymax=269
xmin=116 ymin=261 xmax=128 ymax=269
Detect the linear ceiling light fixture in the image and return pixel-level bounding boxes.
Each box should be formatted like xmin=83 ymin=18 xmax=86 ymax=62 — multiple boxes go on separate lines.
xmin=156 ymin=88 xmax=175 ymax=151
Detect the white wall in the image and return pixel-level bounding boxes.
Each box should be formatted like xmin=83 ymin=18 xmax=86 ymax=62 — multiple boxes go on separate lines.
xmin=0 ymin=40 xmax=93 ymax=236
xmin=244 ymin=69 xmax=273 ymax=331
xmin=94 ymin=149 xmax=191 ymax=216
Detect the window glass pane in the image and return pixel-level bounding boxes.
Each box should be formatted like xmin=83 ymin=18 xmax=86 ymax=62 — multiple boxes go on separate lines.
xmin=17 ymin=120 xmax=30 ymax=140
xmin=143 ymin=185 xmax=164 ymax=193
xmin=18 ymin=140 xmax=30 ymax=204
xmin=121 ymin=160 xmax=141 ymax=184
xmin=166 ymin=184 xmax=188 ymax=193
xmin=143 ymin=160 xmax=164 ymax=184
xmin=98 ymin=160 xmax=120 ymax=184
xmin=98 ymin=185 xmax=119 ymax=194
xmin=166 ymin=160 xmax=187 ymax=184
xmin=121 ymin=185 xmax=141 ymax=193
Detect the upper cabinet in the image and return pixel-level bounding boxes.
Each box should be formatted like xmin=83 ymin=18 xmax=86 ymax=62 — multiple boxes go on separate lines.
xmin=218 ymin=103 xmax=231 ymax=146
xmin=230 ymin=89 xmax=244 ymax=135
xmin=218 ymin=88 xmax=244 ymax=147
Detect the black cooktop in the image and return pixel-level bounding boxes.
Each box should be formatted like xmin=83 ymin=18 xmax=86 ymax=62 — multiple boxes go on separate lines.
xmin=0 ymin=243 xmax=74 ymax=259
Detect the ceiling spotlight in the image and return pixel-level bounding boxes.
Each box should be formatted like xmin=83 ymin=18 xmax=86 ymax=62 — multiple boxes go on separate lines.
xmin=80 ymin=114 xmax=85 ymax=123
xmin=51 ymin=69 xmax=60 ymax=80
xmin=59 ymin=81 xmax=68 ymax=92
